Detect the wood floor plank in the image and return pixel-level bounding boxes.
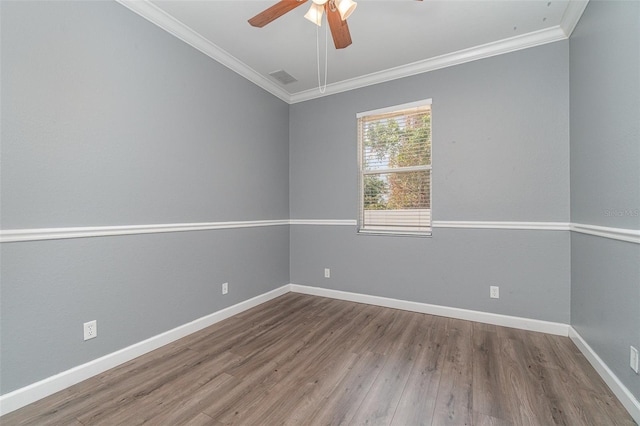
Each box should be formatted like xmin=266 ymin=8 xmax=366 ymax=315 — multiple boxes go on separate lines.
xmin=496 ymin=333 xmax=558 ymax=426
xmin=542 ymin=334 xmax=635 ymax=425
xmin=471 ymin=324 xmax=513 ymax=423
xmin=327 ymin=303 xmax=385 ymax=352
xmin=430 ymin=318 xmax=475 ymax=426
xmin=185 ymin=294 xmax=319 ymax=358
xmin=214 ymin=302 xmax=370 ymax=424
xmin=350 ymin=306 xmax=398 ymax=355
xmin=473 ymin=411 xmax=514 ymax=426
xmin=516 ymin=332 xmax=576 ymax=426
xmin=546 ymin=333 xmax=628 ymax=404
xmin=223 ymin=298 xmax=362 ymax=381
xmin=96 ymin=353 xmax=240 ymax=425
xmin=282 ymin=352 xmax=363 ymax=425
xmin=93 ymin=340 xmax=190 ymax=385
xmin=350 ymin=311 xmax=426 ymax=424
xmin=75 ymin=348 xmax=213 ymax=424
xmin=1 ymin=293 xmax=635 ymax=426
xmin=146 ymin=372 xmax=243 ymax=425
xmin=302 ymin=350 xmax=385 ymax=425
xmin=240 ymin=351 xmax=361 ymax=425
xmin=126 ymin=373 xmax=237 ymax=425
xmin=0 ymin=387 xmax=86 ymax=426
xmin=391 ymin=315 xmax=448 ymax=426
xmin=266 ymin=310 xmax=386 ymax=423
xmin=182 ymin=412 xmax=223 ymax=426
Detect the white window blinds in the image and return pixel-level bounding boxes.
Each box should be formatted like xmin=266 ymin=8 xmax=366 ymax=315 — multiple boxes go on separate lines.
xmin=357 ymin=100 xmax=432 ymax=235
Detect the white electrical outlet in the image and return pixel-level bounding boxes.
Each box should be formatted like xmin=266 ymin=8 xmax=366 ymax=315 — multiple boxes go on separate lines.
xmin=631 ymin=346 xmax=639 ymax=373
xmin=490 ymin=286 xmax=499 ymax=299
xmin=324 ymin=268 xmax=330 ymax=278
xmin=83 ymin=320 xmax=97 ymax=341
xmin=222 ymin=282 xmax=228 ymax=295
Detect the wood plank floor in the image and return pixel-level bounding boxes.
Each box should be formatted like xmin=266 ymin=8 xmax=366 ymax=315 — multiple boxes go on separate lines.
xmin=2 ymin=293 xmax=635 ymax=425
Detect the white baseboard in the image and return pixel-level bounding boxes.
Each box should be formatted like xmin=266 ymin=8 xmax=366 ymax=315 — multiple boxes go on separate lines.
xmin=289 ymin=284 xmax=570 ymax=336
xmin=0 ymin=285 xmax=290 ymax=417
xmin=569 ymin=327 xmax=640 ymax=424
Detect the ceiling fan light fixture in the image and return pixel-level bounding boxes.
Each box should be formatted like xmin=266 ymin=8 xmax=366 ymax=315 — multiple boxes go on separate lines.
xmin=311 ymin=0 xmax=328 ymax=4
xmin=336 ymin=0 xmax=357 ymax=21
xmin=304 ymin=3 xmax=324 ymax=26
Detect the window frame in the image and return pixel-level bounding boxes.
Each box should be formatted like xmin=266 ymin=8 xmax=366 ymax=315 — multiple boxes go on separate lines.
xmin=357 ymin=99 xmax=433 ymax=237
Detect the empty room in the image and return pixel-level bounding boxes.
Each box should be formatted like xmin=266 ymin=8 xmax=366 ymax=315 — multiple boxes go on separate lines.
xmin=1 ymin=0 xmax=638 ymax=424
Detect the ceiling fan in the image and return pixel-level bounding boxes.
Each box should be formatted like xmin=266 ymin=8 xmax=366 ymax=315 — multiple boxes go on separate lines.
xmin=248 ymin=0 xmax=357 ymax=49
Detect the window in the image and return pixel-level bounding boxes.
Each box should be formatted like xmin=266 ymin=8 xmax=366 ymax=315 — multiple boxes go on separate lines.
xmin=357 ymin=100 xmax=432 ymax=236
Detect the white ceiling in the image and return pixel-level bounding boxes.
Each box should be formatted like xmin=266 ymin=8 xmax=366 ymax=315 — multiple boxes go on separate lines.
xmin=117 ymin=0 xmax=588 ymax=103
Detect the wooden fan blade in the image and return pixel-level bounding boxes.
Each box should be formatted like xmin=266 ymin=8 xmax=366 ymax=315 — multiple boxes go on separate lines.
xmin=325 ymin=2 xmax=352 ymax=49
xmin=248 ymin=0 xmax=308 ymax=28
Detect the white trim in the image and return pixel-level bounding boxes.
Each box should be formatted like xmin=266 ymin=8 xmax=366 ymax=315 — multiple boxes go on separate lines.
xmin=571 ymin=223 xmax=640 ymax=244
xmin=432 ymin=221 xmax=571 ymax=231
xmin=357 ymin=227 xmax=432 ymax=238
xmin=0 ymin=220 xmax=289 ymax=243
xmin=559 ymin=0 xmax=590 ymax=37
xmin=289 ymin=26 xmax=568 ymax=103
xmin=569 ymin=327 xmax=640 ymax=424
xmin=356 ymin=99 xmax=432 ymax=118
xmin=0 ymin=285 xmax=291 ymax=416
xmin=289 ymin=284 xmax=569 ymax=336
xmin=289 ymin=219 xmax=357 ymax=226
xmin=114 ymin=0 xmax=290 ymax=103
xmin=6 ymin=220 xmax=639 ymax=244
xmin=114 ymin=0 xmax=587 ymax=105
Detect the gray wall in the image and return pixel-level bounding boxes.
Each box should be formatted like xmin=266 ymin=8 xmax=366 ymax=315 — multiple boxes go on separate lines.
xmin=569 ymin=0 xmax=640 ymax=400
xmin=0 ymin=1 xmax=290 ymax=394
xmin=290 ymin=42 xmax=571 ymax=323
xmin=3 ymin=0 xmax=637 ymax=407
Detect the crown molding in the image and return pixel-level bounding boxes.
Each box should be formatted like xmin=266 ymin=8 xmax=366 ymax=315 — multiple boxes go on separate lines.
xmin=114 ymin=0 xmax=291 ymax=103
xmin=559 ymin=0 xmax=589 ymax=37
xmin=115 ymin=0 xmax=588 ymax=105
xmin=288 ymin=25 xmax=568 ymax=103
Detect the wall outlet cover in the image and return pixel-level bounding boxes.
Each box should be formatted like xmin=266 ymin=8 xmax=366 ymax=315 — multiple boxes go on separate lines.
xmin=83 ymin=320 xmax=97 ymax=341
xmin=222 ymin=282 xmax=229 ymax=295
xmin=631 ymin=346 xmax=639 ymax=373
xmin=324 ymin=268 xmax=330 ymax=278
xmin=490 ymin=286 xmax=500 ymax=299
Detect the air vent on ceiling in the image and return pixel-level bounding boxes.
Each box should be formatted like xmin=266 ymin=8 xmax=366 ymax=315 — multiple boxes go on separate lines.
xmin=269 ymin=70 xmax=298 ymax=85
